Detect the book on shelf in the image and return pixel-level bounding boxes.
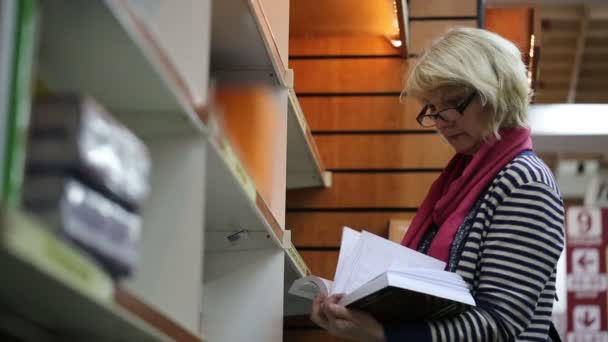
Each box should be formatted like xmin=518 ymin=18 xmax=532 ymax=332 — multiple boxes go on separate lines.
xmin=22 ymin=95 xmax=152 ymax=278
xmin=0 ymin=208 xmax=114 ymax=302
xmin=289 ymin=227 xmax=475 ymax=323
xmin=2 ymin=0 xmax=37 ymax=206
xmin=28 ymin=95 xmax=151 ymax=210
xmin=23 ymin=176 xmax=141 ymax=278
xmin=0 ymin=0 xmax=17 ymax=196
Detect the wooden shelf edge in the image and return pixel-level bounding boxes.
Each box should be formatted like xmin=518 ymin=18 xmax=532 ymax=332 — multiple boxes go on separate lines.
xmin=247 ymin=0 xmax=289 ymax=86
xmin=115 ymin=288 xmax=203 ymax=342
xmin=256 ymin=193 xmax=285 ymax=245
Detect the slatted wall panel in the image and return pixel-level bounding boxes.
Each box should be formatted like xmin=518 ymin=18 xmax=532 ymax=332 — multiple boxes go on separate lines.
xmin=285 ymin=2 xmax=482 ymax=340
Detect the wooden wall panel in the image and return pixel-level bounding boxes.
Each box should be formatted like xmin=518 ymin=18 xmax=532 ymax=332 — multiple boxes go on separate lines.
xmin=287 ymin=173 xmax=437 ymax=208
xmin=409 ymin=20 xmax=478 ymax=55
xmin=315 ymin=134 xmax=453 ymax=169
xmin=290 ymin=35 xmax=399 ymax=56
xmin=286 ymin=212 xmax=415 ymax=247
xmin=299 ymin=96 xmax=430 ymax=132
xmin=300 ymin=251 xmax=340 ymax=280
xmin=409 ymin=0 xmax=478 ymax=18
xmin=485 ymin=8 xmax=533 ymax=60
xmin=291 ymin=58 xmax=409 ymax=94
xmin=284 ymin=330 xmax=350 ymax=342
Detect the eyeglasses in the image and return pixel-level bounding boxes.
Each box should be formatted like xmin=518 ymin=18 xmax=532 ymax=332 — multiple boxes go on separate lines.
xmin=416 ymin=92 xmax=477 ymax=128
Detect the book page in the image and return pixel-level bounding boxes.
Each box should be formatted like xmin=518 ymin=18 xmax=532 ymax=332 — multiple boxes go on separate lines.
xmin=288 ymin=276 xmax=333 ymax=300
xmin=331 ymin=227 xmax=360 ymax=294
xmin=342 ymin=231 xmax=446 ymax=295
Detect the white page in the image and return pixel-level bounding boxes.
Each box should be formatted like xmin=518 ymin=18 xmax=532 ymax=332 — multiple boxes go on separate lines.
xmin=341 ymin=231 xmax=446 ymax=295
xmin=331 ymin=228 xmax=365 ymax=295
xmin=289 ymin=276 xmax=333 ymax=300
xmin=388 ymin=267 xmax=469 ymax=289
xmin=331 ymin=227 xmax=360 ymax=294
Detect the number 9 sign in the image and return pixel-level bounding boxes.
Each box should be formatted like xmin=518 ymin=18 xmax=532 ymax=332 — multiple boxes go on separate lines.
xmin=567 ymin=207 xmax=602 ymax=242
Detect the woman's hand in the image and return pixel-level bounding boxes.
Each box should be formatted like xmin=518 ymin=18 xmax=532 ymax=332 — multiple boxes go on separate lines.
xmin=310 ymin=294 xmax=386 ymax=342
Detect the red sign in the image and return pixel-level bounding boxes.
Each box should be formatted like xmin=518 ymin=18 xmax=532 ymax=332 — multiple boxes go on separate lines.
xmin=566 ymin=207 xmax=608 ymax=342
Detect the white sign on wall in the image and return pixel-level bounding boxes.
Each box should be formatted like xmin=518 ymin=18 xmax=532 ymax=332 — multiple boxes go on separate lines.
xmin=573 ymin=305 xmax=601 ymax=332
xmin=567 ymin=207 xmax=602 ymax=243
xmin=572 ymin=248 xmax=600 ymax=275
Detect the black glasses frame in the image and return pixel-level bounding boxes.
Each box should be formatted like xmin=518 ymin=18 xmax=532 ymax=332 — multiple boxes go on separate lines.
xmin=416 ymin=92 xmax=477 ymax=128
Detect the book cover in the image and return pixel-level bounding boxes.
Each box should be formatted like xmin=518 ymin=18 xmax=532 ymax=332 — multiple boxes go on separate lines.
xmin=23 ymin=176 xmax=141 ymax=278
xmin=0 ymin=208 xmax=114 ymax=302
xmin=28 ymin=95 xmax=151 ymax=210
xmin=0 ymin=0 xmax=17 ymax=197
xmin=2 ymin=0 xmax=37 ymax=206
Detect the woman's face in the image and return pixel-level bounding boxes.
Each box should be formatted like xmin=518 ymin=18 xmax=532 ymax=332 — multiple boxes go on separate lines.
xmin=420 ymin=89 xmax=490 ymax=155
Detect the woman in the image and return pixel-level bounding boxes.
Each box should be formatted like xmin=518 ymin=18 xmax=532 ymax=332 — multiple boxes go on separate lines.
xmin=310 ymin=27 xmax=565 ymax=341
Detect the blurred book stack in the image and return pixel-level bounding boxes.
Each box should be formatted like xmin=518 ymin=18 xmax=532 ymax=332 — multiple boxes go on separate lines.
xmin=23 ymin=95 xmax=151 ymax=278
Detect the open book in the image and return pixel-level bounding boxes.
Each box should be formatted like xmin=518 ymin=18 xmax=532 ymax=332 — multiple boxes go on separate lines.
xmin=288 ymin=227 xmax=475 ymax=323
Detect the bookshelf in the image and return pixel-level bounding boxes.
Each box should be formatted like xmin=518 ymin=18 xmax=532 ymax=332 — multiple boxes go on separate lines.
xmin=1 ymin=0 xmax=312 ymax=341
xmin=211 ymin=0 xmax=292 ymax=87
xmin=37 ymin=0 xmax=205 ymax=137
xmin=287 ymin=88 xmax=332 ymax=189
xmin=0 ymin=209 xmax=169 ymax=342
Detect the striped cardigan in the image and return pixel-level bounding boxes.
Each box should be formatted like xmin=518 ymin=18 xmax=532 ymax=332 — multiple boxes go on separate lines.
xmin=385 ymin=151 xmax=565 ymax=342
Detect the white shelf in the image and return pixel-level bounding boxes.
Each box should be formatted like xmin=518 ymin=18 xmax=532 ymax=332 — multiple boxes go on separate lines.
xmin=0 ymin=209 xmax=171 ymax=342
xmin=37 ymin=0 xmax=205 ymax=137
xmin=286 ymin=88 xmax=331 ymax=189
xmin=283 ymin=230 xmax=309 ymax=279
xmin=211 ymin=0 xmax=291 ymax=86
xmin=203 ymin=125 xmax=314 ymax=291
xmin=204 ymin=132 xmax=284 ymax=252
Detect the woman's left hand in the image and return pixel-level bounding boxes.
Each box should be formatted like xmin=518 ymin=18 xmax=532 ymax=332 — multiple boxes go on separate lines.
xmin=320 ymin=294 xmax=386 ymax=342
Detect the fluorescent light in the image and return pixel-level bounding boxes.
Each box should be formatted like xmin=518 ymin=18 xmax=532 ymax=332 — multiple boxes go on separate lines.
xmin=529 ymin=104 xmax=608 ymax=135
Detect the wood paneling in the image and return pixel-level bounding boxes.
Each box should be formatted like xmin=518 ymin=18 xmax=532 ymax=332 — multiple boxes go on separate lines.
xmin=290 ymin=35 xmax=400 ymax=56
xmin=409 ymin=20 xmax=478 ymax=55
xmin=291 ymin=58 xmax=409 ymax=94
xmin=286 ymin=212 xmax=415 ymax=247
xmin=315 ymin=134 xmax=453 ymax=169
xmin=299 ymin=96 xmax=431 ymax=132
xmin=409 ymin=0 xmax=478 ymax=18
xmin=287 ymin=172 xmax=437 ymax=208
xmin=301 ymin=251 xmax=340 ymax=280
xmin=284 ymin=329 xmax=350 ymax=342
xmin=389 ymin=219 xmax=412 ymax=243
xmin=290 ymin=0 xmax=398 ymax=36
xmin=485 ymin=8 xmax=533 ymax=61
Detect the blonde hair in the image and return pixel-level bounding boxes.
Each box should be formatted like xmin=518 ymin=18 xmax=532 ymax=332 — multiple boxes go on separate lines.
xmin=407 ymin=27 xmax=530 ymax=138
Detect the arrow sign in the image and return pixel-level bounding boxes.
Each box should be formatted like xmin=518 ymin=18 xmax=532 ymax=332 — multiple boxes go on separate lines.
xmin=572 ymin=305 xmax=602 ymax=332
xmin=572 ymin=248 xmax=599 ymax=274
xmin=579 ymin=310 xmax=597 ymax=327
xmin=578 ymin=253 xmax=594 ymax=270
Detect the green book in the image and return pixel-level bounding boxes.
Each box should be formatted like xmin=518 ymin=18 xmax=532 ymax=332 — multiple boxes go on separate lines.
xmin=2 ymin=0 xmax=37 ymax=206
xmin=0 ymin=0 xmax=17 ymax=198
xmin=1 ymin=208 xmax=114 ymax=302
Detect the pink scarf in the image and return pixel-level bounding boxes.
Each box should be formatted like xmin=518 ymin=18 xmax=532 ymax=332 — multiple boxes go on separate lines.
xmin=401 ymin=127 xmax=533 ymax=262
